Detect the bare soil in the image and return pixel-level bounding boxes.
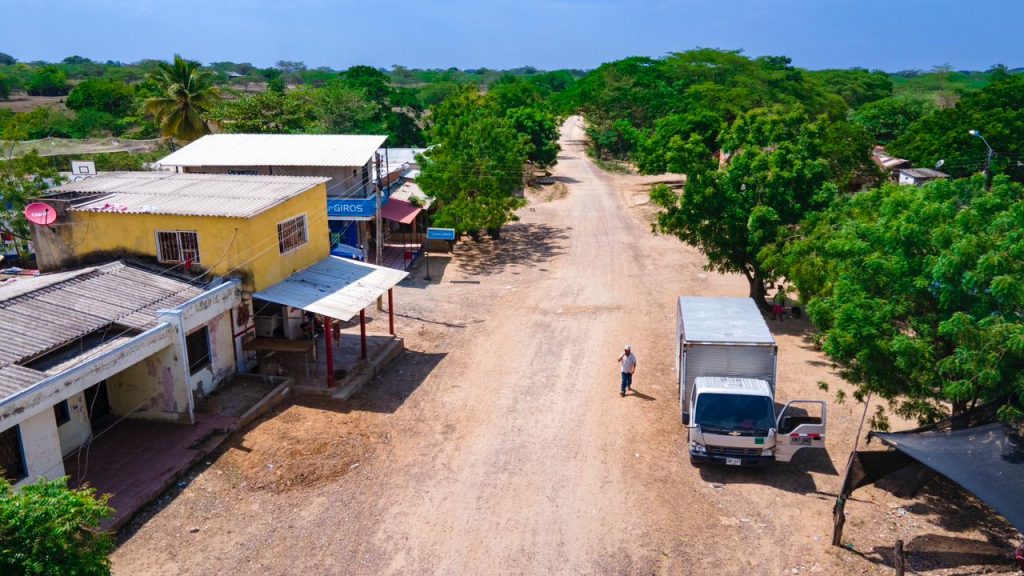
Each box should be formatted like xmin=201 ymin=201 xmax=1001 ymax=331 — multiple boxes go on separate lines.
xmin=111 ymin=118 xmax=1021 ymax=575
xmin=0 ymin=93 xmax=67 ymax=113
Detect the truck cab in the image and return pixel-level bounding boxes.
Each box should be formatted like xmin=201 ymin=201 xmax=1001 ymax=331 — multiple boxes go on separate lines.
xmin=687 ymin=377 xmax=827 ymax=466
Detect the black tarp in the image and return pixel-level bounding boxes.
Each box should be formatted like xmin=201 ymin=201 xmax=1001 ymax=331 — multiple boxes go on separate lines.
xmin=872 ymin=423 xmax=1024 ymax=531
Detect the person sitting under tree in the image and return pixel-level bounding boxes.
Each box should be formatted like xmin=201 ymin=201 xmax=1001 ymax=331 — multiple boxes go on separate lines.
xmin=772 ymin=288 xmax=787 ymax=321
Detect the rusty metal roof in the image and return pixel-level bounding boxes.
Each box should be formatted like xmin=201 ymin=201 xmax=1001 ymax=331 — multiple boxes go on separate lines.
xmin=157 ymin=134 xmax=388 ymax=168
xmin=49 ymin=172 xmax=328 ymax=218
xmin=0 ymin=261 xmax=204 ymax=400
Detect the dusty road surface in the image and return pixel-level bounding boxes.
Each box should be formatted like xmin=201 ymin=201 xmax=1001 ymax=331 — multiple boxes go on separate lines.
xmin=112 ymin=119 xmax=1019 ymax=575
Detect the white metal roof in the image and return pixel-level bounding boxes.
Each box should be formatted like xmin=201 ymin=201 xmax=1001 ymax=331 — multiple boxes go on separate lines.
xmin=694 ymin=377 xmax=772 ymax=396
xmin=158 ymin=134 xmax=388 ymax=168
xmin=51 ymin=172 xmax=328 ymax=219
xmin=252 ymin=256 xmax=408 ymax=321
xmin=678 ymin=297 xmax=776 ymax=345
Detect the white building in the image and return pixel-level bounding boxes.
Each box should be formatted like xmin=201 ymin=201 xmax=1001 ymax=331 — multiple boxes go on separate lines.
xmin=0 ymin=262 xmax=239 ymax=488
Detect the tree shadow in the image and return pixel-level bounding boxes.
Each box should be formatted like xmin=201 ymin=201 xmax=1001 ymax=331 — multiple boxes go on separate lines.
xmin=551 ymin=175 xmax=581 ymax=184
xmin=453 ymin=222 xmax=570 ymax=276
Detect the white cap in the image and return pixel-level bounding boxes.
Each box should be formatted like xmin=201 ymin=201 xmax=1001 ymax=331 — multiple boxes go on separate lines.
xmin=624 ymin=344 xmax=631 ymax=350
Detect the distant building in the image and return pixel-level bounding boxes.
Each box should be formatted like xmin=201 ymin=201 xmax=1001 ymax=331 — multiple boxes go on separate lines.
xmin=897 ymin=168 xmax=950 ymax=186
xmin=872 ymin=146 xmax=912 ymax=178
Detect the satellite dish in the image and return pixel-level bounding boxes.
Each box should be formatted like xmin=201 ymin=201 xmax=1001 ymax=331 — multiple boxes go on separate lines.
xmin=935 ymin=159 xmax=945 ymax=169
xmin=24 ymin=202 xmax=58 ymax=226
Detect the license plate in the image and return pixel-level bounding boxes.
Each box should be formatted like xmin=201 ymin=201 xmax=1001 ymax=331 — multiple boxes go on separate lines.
xmin=725 ymin=457 xmax=742 ymax=466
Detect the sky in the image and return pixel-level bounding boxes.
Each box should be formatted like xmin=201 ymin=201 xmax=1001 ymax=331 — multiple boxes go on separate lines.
xmin=2 ymin=0 xmax=1022 ymax=72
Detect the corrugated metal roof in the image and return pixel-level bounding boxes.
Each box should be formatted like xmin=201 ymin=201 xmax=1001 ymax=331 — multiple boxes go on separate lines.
xmin=678 ymin=297 xmax=775 ymax=345
xmin=0 ymin=261 xmax=204 ymax=400
xmin=900 ymin=168 xmax=950 ymax=179
xmin=158 ymin=134 xmax=388 ymax=168
xmin=50 ymin=172 xmax=328 ymax=218
xmin=253 ymin=256 xmax=407 ymax=321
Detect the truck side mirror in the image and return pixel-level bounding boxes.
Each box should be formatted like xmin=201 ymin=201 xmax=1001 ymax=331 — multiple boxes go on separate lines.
xmin=682 ymin=413 xmax=690 ymax=426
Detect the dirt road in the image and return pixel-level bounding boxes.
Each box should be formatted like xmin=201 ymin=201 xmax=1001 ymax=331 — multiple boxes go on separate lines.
xmin=111 ymin=119 xmax=1015 ymax=575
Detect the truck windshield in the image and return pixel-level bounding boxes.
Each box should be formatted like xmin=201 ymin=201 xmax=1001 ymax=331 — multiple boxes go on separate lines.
xmin=695 ymin=393 xmax=775 ymax=435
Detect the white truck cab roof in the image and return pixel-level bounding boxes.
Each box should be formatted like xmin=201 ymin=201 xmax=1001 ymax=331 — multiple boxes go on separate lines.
xmin=693 ymin=377 xmax=772 ymax=397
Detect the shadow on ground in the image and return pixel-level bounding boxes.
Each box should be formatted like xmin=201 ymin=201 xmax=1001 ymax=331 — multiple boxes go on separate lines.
xmin=454 ymin=222 xmax=570 ymax=276
xmin=698 ymin=448 xmax=838 ymax=496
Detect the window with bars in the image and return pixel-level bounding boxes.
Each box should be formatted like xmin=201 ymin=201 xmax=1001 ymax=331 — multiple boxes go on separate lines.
xmin=156 ymin=230 xmax=200 ymax=264
xmin=0 ymin=425 xmax=27 ymax=483
xmin=277 ymin=215 xmax=308 ymax=253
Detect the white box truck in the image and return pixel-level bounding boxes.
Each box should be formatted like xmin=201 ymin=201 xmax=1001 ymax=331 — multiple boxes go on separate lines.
xmin=676 ymin=297 xmax=827 ymax=466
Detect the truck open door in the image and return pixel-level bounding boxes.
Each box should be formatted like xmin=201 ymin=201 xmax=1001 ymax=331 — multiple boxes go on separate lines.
xmin=774 ymin=400 xmax=827 ymax=463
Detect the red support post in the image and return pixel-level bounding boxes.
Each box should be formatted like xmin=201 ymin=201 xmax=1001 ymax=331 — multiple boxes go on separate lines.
xmin=360 ymin=309 xmax=368 ymax=359
xmin=324 ymin=316 xmax=335 ymax=388
xmin=388 ymin=288 xmax=395 ymax=336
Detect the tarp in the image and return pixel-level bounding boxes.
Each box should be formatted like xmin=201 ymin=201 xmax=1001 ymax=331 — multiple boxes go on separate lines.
xmin=872 ymin=423 xmax=1024 ymax=531
xmin=380 ymin=198 xmax=421 ymax=225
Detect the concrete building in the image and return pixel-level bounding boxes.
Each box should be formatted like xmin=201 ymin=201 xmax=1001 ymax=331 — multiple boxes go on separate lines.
xmin=897 ymin=167 xmax=950 ymax=186
xmin=29 ymin=172 xmax=330 ymax=292
xmin=156 ymin=134 xmax=387 ymax=258
xmin=0 ymin=262 xmax=240 ymax=488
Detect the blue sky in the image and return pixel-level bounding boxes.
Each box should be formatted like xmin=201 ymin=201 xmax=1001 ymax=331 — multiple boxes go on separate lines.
xmin=2 ymin=0 xmax=1022 ymax=71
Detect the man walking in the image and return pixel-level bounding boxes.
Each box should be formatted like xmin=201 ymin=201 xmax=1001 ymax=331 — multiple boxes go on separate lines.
xmin=617 ymin=345 xmax=637 ymax=397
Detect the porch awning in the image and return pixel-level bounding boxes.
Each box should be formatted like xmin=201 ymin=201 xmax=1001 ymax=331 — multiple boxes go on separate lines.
xmin=380 ymin=198 xmax=422 ymax=224
xmin=252 ymin=256 xmax=407 ymax=321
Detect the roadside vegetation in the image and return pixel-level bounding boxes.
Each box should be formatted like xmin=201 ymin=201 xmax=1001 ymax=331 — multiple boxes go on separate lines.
xmin=562 ymin=48 xmax=1024 ymax=426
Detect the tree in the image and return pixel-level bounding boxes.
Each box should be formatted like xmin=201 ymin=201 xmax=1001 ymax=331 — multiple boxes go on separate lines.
xmin=309 ymin=82 xmax=380 ymax=134
xmin=808 ymin=68 xmax=893 ymax=108
xmin=505 ymin=106 xmax=559 ymax=168
xmin=210 ymin=90 xmax=313 ymax=133
xmin=66 ymin=78 xmax=135 ymax=116
xmin=0 ymin=52 xmax=15 ymax=66
xmin=0 ymin=74 xmax=12 ymax=101
xmin=849 ymin=95 xmax=935 ymax=144
xmin=0 ymin=476 xmax=113 ymax=576
xmin=417 ymin=88 xmax=530 ymax=237
xmin=26 ymin=66 xmax=69 ymax=96
xmin=1 ymin=119 xmax=65 ymax=259
xmin=650 ymin=107 xmax=871 ymax=304
xmin=144 ymin=55 xmax=222 ymax=141
xmin=778 ymin=176 xmax=1024 ymax=424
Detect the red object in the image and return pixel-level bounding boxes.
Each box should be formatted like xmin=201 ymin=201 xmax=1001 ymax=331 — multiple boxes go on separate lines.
xmin=324 ymin=316 xmax=335 ymax=388
xmin=24 ymin=202 xmax=57 ymax=225
xmin=360 ymin=309 xmax=368 ymax=359
xmin=1015 ymin=542 xmax=1024 ymax=568
xmin=388 ymin=288 xmax=395 ymax=336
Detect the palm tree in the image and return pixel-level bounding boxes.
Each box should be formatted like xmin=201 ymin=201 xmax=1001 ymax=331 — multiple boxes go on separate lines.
xmin=145 ymin=55 xmax=222 ymax=142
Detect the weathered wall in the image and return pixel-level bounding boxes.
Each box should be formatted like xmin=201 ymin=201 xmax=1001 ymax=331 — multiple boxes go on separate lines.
xmin=55 ymin=391 xmax=92 ymax=457
xmin=106 ymin=345 xmax=190 ymax=424
xmin=15 ymin=408 xmax=63 ymax=488
xmin=188 ymin=311 xmax=236 ymax=397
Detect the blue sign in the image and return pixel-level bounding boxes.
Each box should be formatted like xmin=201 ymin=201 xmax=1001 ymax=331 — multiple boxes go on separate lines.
xmin=327 ymin=197 xmax=376 ymax=220
xmin=426 ymin=227 xmax=456 ymax=241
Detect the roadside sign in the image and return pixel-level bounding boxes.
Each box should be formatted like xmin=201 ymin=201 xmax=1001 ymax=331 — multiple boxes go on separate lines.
xmin=426 ymin=227 xmax=456 ymax=241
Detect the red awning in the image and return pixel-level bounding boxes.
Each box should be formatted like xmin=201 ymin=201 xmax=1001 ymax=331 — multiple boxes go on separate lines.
xmin=380 ymin=198 xmax=422 ymax=224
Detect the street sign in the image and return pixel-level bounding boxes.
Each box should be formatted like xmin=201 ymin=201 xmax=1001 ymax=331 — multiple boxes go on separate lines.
xmin=426 ymin=227 xmax=456 ymax=241
xmin=327 ymin=197 xmax=377 ymax=220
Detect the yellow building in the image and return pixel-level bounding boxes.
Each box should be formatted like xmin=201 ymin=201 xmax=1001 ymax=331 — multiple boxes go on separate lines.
xmin=31 ymin=172 xmax=330 ymax=291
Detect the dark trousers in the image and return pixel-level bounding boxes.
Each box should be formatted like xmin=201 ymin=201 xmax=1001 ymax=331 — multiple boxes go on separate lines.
xmin=621 ymin=372 xmax=633 ymax=393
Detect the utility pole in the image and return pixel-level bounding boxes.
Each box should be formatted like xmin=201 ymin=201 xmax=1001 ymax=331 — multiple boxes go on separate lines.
xmin=375 ymin=151 xmax=384 ymax=310
xmin=969 ymin=129 xmax=995 ymax=190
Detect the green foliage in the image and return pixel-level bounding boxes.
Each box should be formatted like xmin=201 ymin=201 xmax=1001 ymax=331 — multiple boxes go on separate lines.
xmin=144 ymin=55 xmax=222 ymax=141
xmin=780 ymin=176 xmax=1024 ymax=422
xmin=0 ymin=148 xmax=64 ymax=259
xmin=808 ymin=68 xmax=893 ymax=108
xmin=0 ymin=52 xmax=16 ymax=66
xmin=505 ymin=106 xmax=559 ymax=168
xmin=651 ymin=105 xmax=876 ymax=302
xmin=66 ymin=78 xmax=135 ymax=116
xmin=211 ymin=90 xmax=313 ymax=133
xmin=0 ymin=476 xmax=113 ymax=576
xmin=849 ymin=95 xmax=935 ymax=144
xmin=0 ymin=73 xmax=12 ymax=101
xmin=889 ymin=74 xmax=1024 ymax=182
xmin=26 ymin=66 xmax=69 ymax=96
xmin=417 ymin=88 xmax=530 ymax=235
xmin=635 ymin=108 xmax=722 ymax=174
